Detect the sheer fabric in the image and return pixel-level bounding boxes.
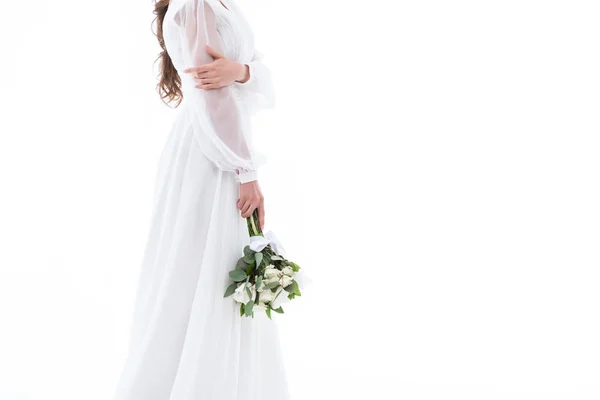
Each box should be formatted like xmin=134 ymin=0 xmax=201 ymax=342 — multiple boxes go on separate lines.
xmin=166 ymin=0 xmax=274 ymax=182
xmin=112 ymin=1 xmax=288 ymax=399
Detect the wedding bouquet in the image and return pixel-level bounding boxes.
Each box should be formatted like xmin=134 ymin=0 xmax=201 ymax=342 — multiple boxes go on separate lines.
xmin=224 ymin=209 xmax=302 ymax=319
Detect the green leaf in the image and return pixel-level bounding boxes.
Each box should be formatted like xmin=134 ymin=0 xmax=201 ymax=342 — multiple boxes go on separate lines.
xmin=271 ymin=255 xmax=284 ymax=261
xmin=256 ymin=276 xmax=263 ymax=290
xmin=288 ymin=293 xmax=296 ymax=300
xmin=262 ymin=252 xmax=272 ymax=265
xmin=229 ymin=269 xmax=247 ymax=282
xmin=291 ymin=262 xmax=301 ymax=272
xmin=266 ymin=306 xmax=272 ymax=319
xmin=255 ymin=252 xmax=264 ymax=268
xmin=243 ymin=245 xmax=254 ymax=256
xmin=224 ymin=283 xmax=238 ymax=298
xmin=245 ymin=286 xmax=253 ymax=300
xmin=245 ymin=301 xmax=254 ymax=317
xmin=236 ymin=258 xmax=247 ymax=270
xmin=243 ymin=254 xmax=255 ymax=264
xmin=240 ymin=304 xmax=245 ymax=317
xmin=273 ymin=306 xmax=284 ymax=314
xmin=284 ymin=280 xmax=299 ymax=294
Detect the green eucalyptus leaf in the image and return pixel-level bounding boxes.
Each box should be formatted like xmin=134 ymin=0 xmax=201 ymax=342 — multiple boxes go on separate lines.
xmin=236 ymin=258 xmax=247 ymax=270
xmin=255 ymin=252 xmax=264 ymax=268
xmin=229 ymin=269 xmax=247 ymax=282
xmin=224 ymin=283 xmax=238 ymax=298
xmin=243 ymin=245 xmax=254 ymax=256
xmin=245 ymin=301 xmax=255 ymax=317
xmin=256 ymin=276 xmax=263 ymax=290
xmin=284 ymin=280 xmax=298 ymax=294
xmin=243 ymin=254 xmax=255 ymax=264
xmin=245 ymin=286 xmax=253 ymax=300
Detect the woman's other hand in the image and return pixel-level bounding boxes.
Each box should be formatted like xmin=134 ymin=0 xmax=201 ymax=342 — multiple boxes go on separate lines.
xmin=237 ymin=181 xmax=265 ymax=229
xmin=184 ymin=45 xmax=250 ymax=89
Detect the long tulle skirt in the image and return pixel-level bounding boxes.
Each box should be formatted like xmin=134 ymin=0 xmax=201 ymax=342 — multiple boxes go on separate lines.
xmin=112 ymin=113 xmax=289 ymax=400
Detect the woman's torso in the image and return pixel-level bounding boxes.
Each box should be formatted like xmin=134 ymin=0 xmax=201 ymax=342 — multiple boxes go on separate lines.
xmin=163 ymin=0 xmax=256 ymax=76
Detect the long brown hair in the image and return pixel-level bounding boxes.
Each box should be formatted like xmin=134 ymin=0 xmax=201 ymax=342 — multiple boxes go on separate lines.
xmin=154 ymin=0 xmax=182 ymax=106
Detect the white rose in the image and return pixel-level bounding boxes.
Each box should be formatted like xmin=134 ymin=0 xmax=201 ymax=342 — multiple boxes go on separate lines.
xmin=280 ymin=275 xmax=294 ymax=288
xmin=264 ymin=267 xmax=282 ymax=279
xmin=264 ymin=276 xmax=281 ymax=286
xmin=271 ymin=287 xmax=291 ymax=309
xmin=259 ymin=289 xmax=276 ymax=304
xmin=233 ymin=282 xmax=255 ymax=305
xmin=281 ymin=266 xmax=294 ymax=276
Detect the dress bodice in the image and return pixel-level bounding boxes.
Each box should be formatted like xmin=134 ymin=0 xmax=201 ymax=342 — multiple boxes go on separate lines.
xmin=163 ymin=0 xmax=256 ymax=75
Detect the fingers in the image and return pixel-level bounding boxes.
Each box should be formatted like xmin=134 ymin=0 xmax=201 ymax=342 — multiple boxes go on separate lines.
xmin=237 ymin=198 xmax=249 ymax=211
xmin=237 ymin=196 xmax=252 ymax=217
xmin=194 ymin=78 xmax=221 ymax=90
xmin=192 ymin=70 xmax=214 ymax=78
xmin=238 ymin=181 xmax=263 ymax=219
xmin=238 ymin=198 xmax=260 ymax=219
xmin=197 ymin=83 xmax=219 ymax=90
xmin=241 ymin=201 xmax=254 ymax=218
xmin=183 ymin=65 xmax=212 ymax=75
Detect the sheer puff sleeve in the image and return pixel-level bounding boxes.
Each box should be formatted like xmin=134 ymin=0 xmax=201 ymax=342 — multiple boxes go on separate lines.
xmin=174 ymin=0 xmax=262 ymax=183
xmin=235 ymin=50 xmax=275 ymax=114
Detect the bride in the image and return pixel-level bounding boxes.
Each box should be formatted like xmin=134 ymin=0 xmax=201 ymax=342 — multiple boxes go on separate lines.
xmin=112 ymin=0 xmax=289 ymax=398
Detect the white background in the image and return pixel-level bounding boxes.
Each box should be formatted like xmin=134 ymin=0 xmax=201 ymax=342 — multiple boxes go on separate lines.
xmin=1 ymin=0 xmax=599 ymax=399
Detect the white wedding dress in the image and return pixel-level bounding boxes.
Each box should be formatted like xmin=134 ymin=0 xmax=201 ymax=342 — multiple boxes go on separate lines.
xmin=112 ymin=0 xmax=289 ymax=399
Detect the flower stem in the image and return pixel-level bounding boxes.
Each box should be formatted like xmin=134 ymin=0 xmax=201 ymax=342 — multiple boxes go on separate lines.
xmin=247 ymin=209 xmax=262 ymax=237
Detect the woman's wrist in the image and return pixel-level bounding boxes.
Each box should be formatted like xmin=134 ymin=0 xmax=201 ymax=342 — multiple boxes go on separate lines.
xmin=235 ymin=63 xmax=250 ymax=83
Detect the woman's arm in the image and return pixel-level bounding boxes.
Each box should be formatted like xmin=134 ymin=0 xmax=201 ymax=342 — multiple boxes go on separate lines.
xmin=175 ymin=0 xmax=264 ymax=224
xmin=186 ymin=48 xmax=275 ymax=112
xmin=185 ymin=44 xmax=250 ymax=89
xmin=174 ymin=0 xmax=260 ymax=183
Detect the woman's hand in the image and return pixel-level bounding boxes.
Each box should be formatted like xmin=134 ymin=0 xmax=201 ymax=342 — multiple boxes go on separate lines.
xmin=184 ymin=45 xmax=250 ymax=90
xmin=237 ymin=180 xmax=265 ymax=229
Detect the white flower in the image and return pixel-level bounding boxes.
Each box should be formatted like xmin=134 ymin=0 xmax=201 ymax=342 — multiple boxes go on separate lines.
xmin=233 ymin=282 xmax=255 ymax=305
xmin=264 ymin=266 xmax=281 ymax=279
xmin=271 ymin=287 xmax=291 ymax=309
xmin=264 ymin=276 xmax=281 ymax=286
xmin=280 ymin=275 xmax=294 ymax=288
xmin=256 ymin=278 xmax=266 ymax=292
xmin=282 ymin=266 xmax=294 ymax=276
xmin=259 ymin=289 xmax=276 ymax=304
